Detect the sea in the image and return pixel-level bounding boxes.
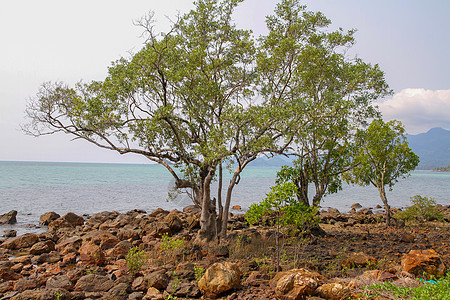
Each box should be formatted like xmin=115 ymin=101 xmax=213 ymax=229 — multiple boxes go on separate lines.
xmin=1 ymin=161 xmax=449 ymax=236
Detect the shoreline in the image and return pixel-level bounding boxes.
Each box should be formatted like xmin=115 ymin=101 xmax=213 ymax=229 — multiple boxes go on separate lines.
xmin=0 ymin=206 xmax=449 ymax=299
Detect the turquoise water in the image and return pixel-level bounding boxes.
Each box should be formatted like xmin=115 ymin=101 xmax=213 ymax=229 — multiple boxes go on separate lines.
xmin=0 ymin=161 xmax=449 ymax=235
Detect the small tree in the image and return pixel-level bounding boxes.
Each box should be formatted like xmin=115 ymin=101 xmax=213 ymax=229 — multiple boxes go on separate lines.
xmin=346 ymin=119 xmax=420 ymax=226
xmin=246 ymin=181 xmax=319 ymax=271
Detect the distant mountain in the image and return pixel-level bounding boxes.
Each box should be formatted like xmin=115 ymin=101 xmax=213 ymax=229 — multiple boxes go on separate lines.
xmin=250 ymin=155 xmax=294 ymax=167
xmin=407 ymin=127 xmax=450 ymax=170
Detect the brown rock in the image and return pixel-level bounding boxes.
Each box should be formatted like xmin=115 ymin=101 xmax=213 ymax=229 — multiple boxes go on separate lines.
xmin=342 ymin=252 xmax=377 ymax=269
xmin=117 ymin=228 xmax=142 ymax=241
xmin=83 ymin=230 xmax=120 ymax=249
xmin=14 ymin=278 xmax=39 ymax=291
xmin=164 ymin=211 xmax=183 ymax=233
xmin=198 ymin=262 xmax=241 ymax=296
xmin=48 ymin=218 xmax=73 ymax=230
xmin=0 ymin=281 xmax=13 ymax=293
xmin=30 ymin=240 xmax=56 ymax=255
xmin=0 ymin=261 xmax=14 ymax=280
xmin=143 ymin=287 xmax=164 ymax=300
xmin=55 ymin=235 xmax=82 ymax=252
xmin=79 ymin=241 xmax=105 ymax=265
xmin=106 ymin=240 xmax=132 ymax=259
xmin=74 ymin=274 xmax=114 ymax=292
xmin=270 ymin=269 xmax=325 ymax=299
xmin=316 ymin=282 xmax=352 ymax=300
xmin=401 ymin=249 xmax=447 ymax=279
xmin=63 ymin=212 xmax=85 ymax=227
xmin=10 ymin=289 xmax=44 ymax=300
xmin=1 ymin=233 xmax=39 ymax=250
xmin=144 ymin=222 xmax=171 ymax=238
xmin=46 ymin=274 xmax=73 ymax=290
xmin=39 ymin=212 xmax=60 ymax=226
xmin=102 ymin=282 xmax=130 ymax=300
xmin=0 ymin=210 xmax=17 ymax=225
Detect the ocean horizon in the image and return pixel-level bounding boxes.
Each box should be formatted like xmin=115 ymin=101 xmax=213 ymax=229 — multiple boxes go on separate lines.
xmin=1 ymin=160 xmax=449 ymax=236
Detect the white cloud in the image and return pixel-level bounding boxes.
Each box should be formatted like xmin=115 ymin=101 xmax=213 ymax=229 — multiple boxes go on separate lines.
xmin=377 ymin=88 xmax=450 ymax=134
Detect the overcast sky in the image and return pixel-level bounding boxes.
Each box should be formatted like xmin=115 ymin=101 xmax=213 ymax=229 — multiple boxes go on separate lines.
xmin=0 ymin=0 xmax=449 ymax=163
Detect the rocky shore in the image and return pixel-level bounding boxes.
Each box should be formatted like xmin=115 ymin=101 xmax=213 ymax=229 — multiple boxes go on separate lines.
xmin=0 ymin=205 xmax=449 ymax=300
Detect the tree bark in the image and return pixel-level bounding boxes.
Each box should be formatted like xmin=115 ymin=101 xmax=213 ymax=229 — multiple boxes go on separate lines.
xmin=378 ymin=186 xmax=391 ymax=226
xmin=197 ymin=168 xmax=217 ymax=243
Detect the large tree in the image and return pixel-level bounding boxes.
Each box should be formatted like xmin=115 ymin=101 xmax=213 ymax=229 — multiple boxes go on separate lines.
xmin=345 ymin=119 xmax=420 ymax=226
xmin=257 ymin=0 xmax=391 ymax=208
xmin=24 ymin=0 xmax=280 ymax=242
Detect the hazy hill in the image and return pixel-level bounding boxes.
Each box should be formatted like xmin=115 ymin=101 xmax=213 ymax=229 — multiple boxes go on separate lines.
xmin=407 ymin=127 xmax=450 ymax=170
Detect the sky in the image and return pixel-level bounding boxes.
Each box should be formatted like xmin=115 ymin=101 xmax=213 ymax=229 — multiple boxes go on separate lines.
xmin=0 ymin=0 xmax=449 ymax=163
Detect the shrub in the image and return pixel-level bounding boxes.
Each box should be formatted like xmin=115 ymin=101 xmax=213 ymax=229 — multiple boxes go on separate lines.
xmin=396 ymin=195 xmax=444 ymax=224
xmin=126 ymin=246 xmax=147 ymax=274
xmin=160 ymin=233 xmax=185 ymax=251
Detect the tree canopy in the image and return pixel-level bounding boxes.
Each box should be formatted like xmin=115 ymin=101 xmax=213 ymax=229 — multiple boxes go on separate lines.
xmin=257 ymin=0 xmax=391 ymax=208
xmin=345 ymin=119 xmax=420 ymax=225
xmin=24 ymin=0 xmax=392 ymax=241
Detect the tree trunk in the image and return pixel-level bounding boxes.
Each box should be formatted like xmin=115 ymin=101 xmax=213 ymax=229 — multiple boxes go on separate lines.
xmin=378 ymin=186 xmax=391 ymax=226
xmin=197 ymin=169 xmax=217 ymax=243
xmin=220 ymin=170 xmax=239 ymax=239
xmin=217 ymin=162 xmax=223 ymax=235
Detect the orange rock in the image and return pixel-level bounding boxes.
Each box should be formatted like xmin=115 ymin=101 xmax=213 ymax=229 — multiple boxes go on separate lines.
xmin=79 ymin=241 xmax=105 ymax=265
xmin=401 ymin=249 xmax=446 ymax=279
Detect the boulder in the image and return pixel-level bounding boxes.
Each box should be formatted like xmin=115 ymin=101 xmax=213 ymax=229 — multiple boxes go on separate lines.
xmin=13 ymin=278 xmax=39 ymax=291
xmin=74 ymin=274 xmax=114 ymax=292
xmin=143 ymin=287 xmax=164 ymax=300
xmin=30 ymin=240 xmax=56 ymax=255
xmin=39 ymin=212 xmax=60 ymax=226
xmin=401 ymin=249 xmax=447 ymax=279
xmin=198 ymin=262 xmax=241 ymax=296
xmin=270 ymin=269 xmax=325 ymax=299
xmin=55 ymin=235 xmax=82 ymax=252
xmin=342 ymin=252 xmax=377 ymax=269
xmin=133 ymin=270 xmax=169 ymax=291
xmin=164 ymin=211 xmax=183 ymax=233
xmin=144 ymin=222 xmax=171 ymax=238
xmin=82 ymin=230 xmax=119 ymax=250
xmin=1 ymin=233 xmax=39 ymax=250
xmin=0 ymin=210 xmax=17 ymax=225
xmin=79 ymin=240 xmax=105 ymax=265
xmin=316 ymin=282 xmax=352 ymax=300
xmin=48 ymin=218 xmax=73 ymax=230
xmin=106 ymin=240 xmax=132 ymax=259
xmin=3 ymin=230 xmax=17 ymax=238
xmin=117 ymin=228 xmax=142 ymax=241
xmin=103 ymin=282 xmax=130 ymax=300
xmin=46 ymin=274 xmax=73 ymax=290
xmin=63 ymin=212 xmax=85 ymax=227
xmin=0 ymin=261 xmax=14 ymax=280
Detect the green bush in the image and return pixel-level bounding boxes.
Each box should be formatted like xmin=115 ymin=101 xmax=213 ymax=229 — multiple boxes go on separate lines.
xmin=396 ymin=195 xmax=444 ymax=223
xmin=126 ymin=246 xmax=147 ymax=274
xmin=160 ymin=233 xmax=185 ymax=251
xmin=366 ymin=273 xmax=450 ymax=300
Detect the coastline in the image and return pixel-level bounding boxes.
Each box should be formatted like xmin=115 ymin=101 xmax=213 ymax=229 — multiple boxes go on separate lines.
xmin=0 ymin=205 xmax=449 ymax=299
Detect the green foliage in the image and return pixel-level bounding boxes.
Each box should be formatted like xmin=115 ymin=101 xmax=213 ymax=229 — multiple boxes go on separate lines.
xmin=194 ymin=265 xmax=205 ymax=282
xmin=396 ymin=195 xmax=444 ymax=223
xmin=258 ymin=0 xmax=391 ymax=208
xmin=348 ymin=119 xmax=420 ymax=189
xmin=345 ymin=119 xmax=419 ymax=224
xmin=126 ymin=246 xmax=147 ymax=274
xmin=366 ymin=273 xmax=450 ymax=300
xmin=246 ymin=181 xmax=319 ymax=234
xmin=160 ymin=233 xmax=185 ymax=251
